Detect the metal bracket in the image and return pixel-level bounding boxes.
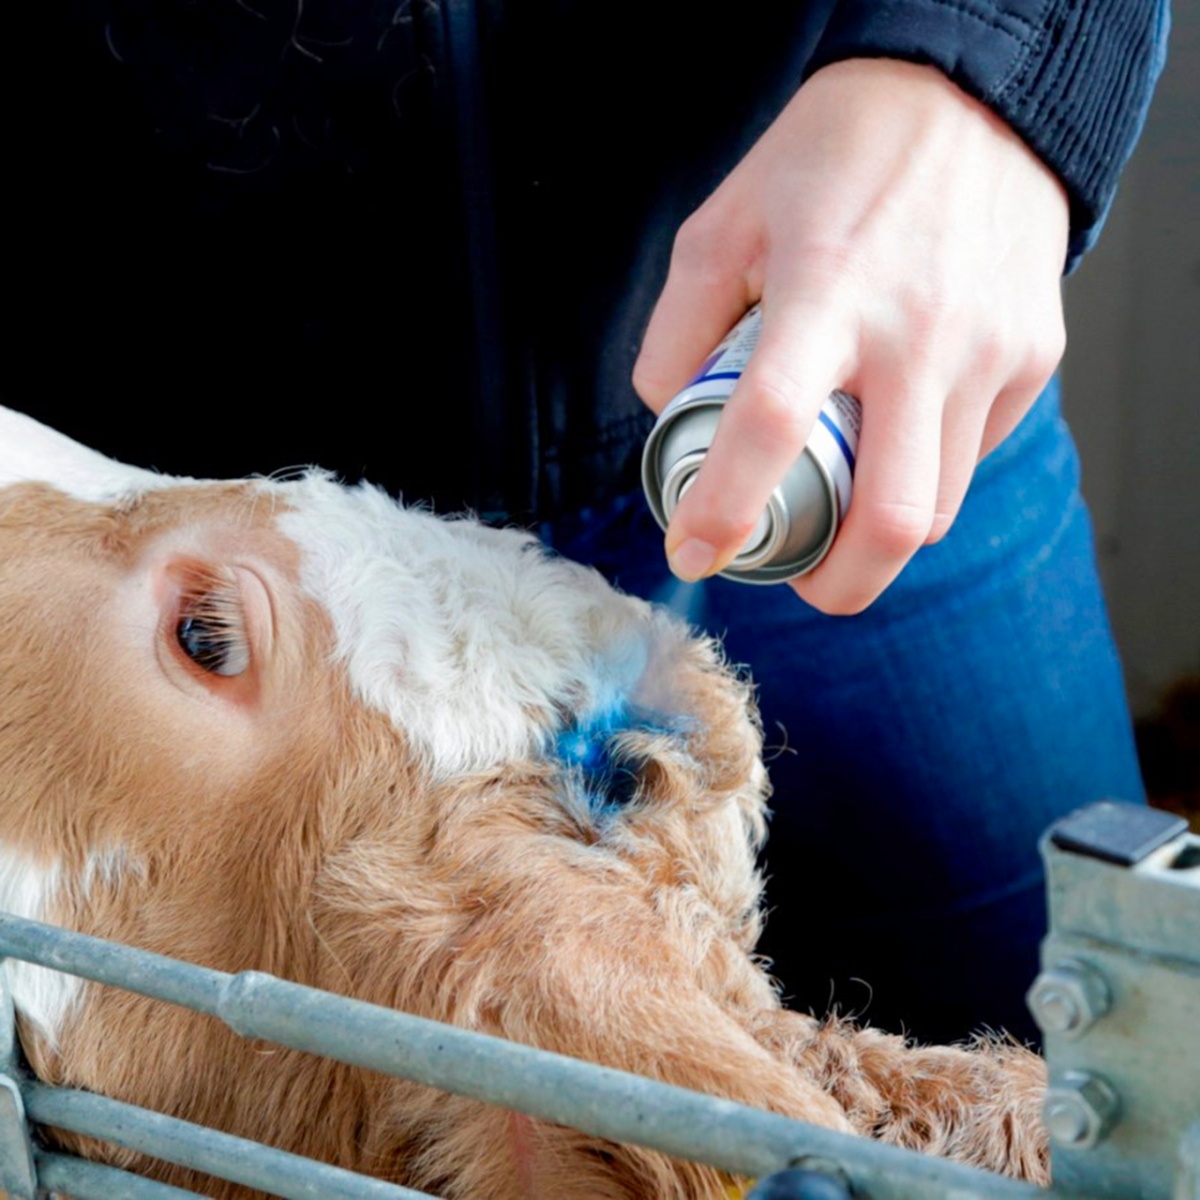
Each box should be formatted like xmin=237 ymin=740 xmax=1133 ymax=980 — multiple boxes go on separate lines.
xmin=1030 ymin=801 xmax=1200 ymax=1200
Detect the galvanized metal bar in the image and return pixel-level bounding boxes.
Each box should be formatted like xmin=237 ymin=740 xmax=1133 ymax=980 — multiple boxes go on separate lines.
xmin=34 ymin=1150 xmax=210 ymax=1200
xmin=213 ymin=970 xmax=1053 ymax=1199
xmin=23 ymin=1082 xmax=439 ymax=1200
xmin=0 ymin=1075 xmax=38 ymax=1200
xmin=0 ymin=915 xmax=222 ymax=1017
xmin=0 ymin=913 xmax=1050 ymax=1200
xmin=0 ymin=964 xmax=38 ymax=1200
xmin=1177 ymin=1123 xmax=1200 ymax=1200
xmin=0 ymin=961 xmax=21 ymax=1079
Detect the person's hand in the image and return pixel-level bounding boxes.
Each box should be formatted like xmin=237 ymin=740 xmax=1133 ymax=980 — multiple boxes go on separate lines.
xmin=632 ymin=58 xmax=1070 ymax=614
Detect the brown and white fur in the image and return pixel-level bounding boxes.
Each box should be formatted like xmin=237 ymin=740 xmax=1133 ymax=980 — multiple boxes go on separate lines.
xmin=0 ymin=406 xmax=1047 ymax=1198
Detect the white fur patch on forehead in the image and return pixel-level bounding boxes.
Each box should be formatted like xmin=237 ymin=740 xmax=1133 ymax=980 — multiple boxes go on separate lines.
xmin=0 ymin=406 xmax=185 ymax=501
xmin=278 ymin=477 xmax=662 ymax=778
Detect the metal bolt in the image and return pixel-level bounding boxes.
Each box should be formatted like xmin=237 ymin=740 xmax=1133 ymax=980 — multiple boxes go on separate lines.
xmin=1027 ymin=958 xmax=1111 ymax=1037
xmin=748 ymin=1166 xmax=853 ymax=1200
xmin=1044 ymin=1071 xmax=1120 ymax=1149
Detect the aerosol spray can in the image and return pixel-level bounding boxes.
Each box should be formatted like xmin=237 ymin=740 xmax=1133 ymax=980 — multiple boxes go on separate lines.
xmin=641 ymin=305 xmax=861 ymax=584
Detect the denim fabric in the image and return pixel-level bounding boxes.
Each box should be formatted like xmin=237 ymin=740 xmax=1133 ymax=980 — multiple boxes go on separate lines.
xmin=542 ymin=378 xmax=1145 ymax=1046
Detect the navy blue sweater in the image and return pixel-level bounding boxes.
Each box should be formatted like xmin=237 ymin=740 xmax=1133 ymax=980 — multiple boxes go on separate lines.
xmin=19 ymin=0 xmax=1167 ymax=519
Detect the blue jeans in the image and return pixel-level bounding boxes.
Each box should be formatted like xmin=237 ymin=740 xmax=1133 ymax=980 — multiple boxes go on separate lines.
xmin=542 ymin=378 xmax=1144 ymax=1045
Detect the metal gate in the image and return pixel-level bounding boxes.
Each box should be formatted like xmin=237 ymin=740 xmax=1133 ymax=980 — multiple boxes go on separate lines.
xmin=1 ymin=802 xmax=1195 ymax=1200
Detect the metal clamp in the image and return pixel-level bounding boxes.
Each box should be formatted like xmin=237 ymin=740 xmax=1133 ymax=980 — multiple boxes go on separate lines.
xmin=1036 ymin=800 xmax=1199 ymax=1200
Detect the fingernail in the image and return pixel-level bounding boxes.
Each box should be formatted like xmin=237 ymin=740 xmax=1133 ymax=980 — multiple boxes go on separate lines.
xmin=668 ymin=538 xmax=717 ymax=582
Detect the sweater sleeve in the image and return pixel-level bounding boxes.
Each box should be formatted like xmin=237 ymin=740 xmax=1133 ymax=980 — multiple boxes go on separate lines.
xmin=804 ymin=0 xmax=1171 ymax=269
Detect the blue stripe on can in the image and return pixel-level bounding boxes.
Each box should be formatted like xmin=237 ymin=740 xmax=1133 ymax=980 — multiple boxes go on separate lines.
xmin=819 ymin=410 xmax=856 ymax=472
xmin=694 ymin=372 xmax=743 ymax=384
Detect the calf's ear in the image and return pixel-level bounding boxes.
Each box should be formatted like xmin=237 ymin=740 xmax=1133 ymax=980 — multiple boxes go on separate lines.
xmin=0 ymin=406 xmax=182 ymax=500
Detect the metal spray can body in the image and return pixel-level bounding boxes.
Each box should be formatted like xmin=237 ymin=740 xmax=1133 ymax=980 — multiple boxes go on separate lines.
xmin=641 ymin=305 xmax=861 ymax=584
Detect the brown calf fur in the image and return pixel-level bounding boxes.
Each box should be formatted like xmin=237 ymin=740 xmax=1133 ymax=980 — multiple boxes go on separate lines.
xmin=0 ymin=466 xmax=1047 ymax=1199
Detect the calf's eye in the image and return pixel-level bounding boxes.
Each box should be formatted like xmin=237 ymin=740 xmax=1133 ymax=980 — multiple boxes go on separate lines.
xmin=175 ymin=585 xmax=251 ymax=678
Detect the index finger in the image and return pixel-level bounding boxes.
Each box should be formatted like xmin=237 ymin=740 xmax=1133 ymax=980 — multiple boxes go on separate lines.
xmin=631 ymin=205 xmax=758 ymax=414
xmin=662 ymin=299 xmax=855 ymax=582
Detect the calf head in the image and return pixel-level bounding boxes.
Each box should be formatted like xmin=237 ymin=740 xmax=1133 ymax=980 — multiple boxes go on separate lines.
xmin=1 ymin=407 xmax=1050 ymax=1197
xmin=2 ymin=406 xmax=810 ymax=1197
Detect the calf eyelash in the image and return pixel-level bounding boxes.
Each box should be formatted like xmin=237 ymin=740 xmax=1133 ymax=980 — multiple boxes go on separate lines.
xmin=175 ymin=570 xmax=251 ymax=678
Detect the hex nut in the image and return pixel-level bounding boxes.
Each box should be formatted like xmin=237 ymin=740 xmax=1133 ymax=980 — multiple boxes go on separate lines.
xmin=1043 ymin=1071 xmax=1121 ymax=1149
xmin=1027 ymin=958 xmax=1111 ymax=1037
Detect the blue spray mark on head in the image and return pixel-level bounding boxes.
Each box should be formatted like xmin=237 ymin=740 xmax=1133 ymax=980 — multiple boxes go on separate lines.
xmin=554 ymin=700 xmax=682 ymax=817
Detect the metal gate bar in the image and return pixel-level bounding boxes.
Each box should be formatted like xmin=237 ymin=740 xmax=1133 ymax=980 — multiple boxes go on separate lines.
xmin=0 ymin=912 xmax=1047 ymax=1200
xmin=3 ymin=801 xmax=1194 ymax=1199
xmin=23 ymin=1084 xmax=435 ymax=1200
xmin=34 ymin=1151 xmax=208 ymax=1200
xmin=0 ymin=912 xmax=1051 ymax=1195
xmin=0 ymin=1075 xmax=37 ymax=1195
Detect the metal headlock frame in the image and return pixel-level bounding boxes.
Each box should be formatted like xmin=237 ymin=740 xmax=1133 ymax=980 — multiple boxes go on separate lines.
xmin=0 ymin=800 xmax=1196 ymax=1200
